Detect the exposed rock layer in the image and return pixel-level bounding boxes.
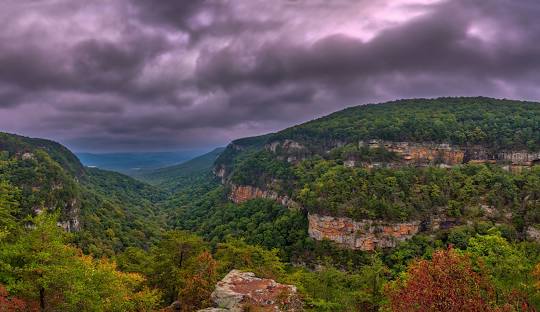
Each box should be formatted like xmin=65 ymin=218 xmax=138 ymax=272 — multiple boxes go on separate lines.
xmin=265 ymin=139 xmax=540 ymax=168
xmin=229 ymin=184 xmax=299 ymax=209
xmin=308 ymin=213 xmax=420 ymax=251
xmin=204 ymin=270 xmax=302 ymax=312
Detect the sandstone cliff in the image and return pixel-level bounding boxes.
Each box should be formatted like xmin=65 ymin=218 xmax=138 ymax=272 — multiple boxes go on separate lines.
xmin=263 ymin=139 xmax=540 ymax=168
xmin=308 ymin=213 xmax=421 ymax=251
xmin=229 ymin=184 xmax=299 ymax=209
xmin=360 ymin=140 xmax=540 ymax=167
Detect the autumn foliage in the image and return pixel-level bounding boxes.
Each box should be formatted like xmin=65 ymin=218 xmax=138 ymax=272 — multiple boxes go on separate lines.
xmin=177 ymin=251 xmax=218 ymax=311
xmin=0 ymin=285 xmax=38 ymax=312
xmin=385 ymin=248 xmax=499 ymax=312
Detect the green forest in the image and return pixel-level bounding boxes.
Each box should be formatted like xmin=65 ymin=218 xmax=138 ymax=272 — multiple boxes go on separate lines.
xmin=273 ymin=97 xmax=540 ymax=151
xmin=3 ymin=98 xmax=540 ymax=311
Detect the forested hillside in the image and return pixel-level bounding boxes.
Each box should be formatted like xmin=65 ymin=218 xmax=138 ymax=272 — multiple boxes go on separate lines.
xmin=274 ymin=97 xmax=540 ymax=151
xmin=3 ymin=97 xmax=540 ymax=311
xmin=135 ymin=147 xmax=225 ymax=192
xmin=0 ymin=132 xmax=167 ymax=257
xmin=206 ymin=97 xmax=540 ymax=310
xmin=215 ymin=97 xmax=540 ymax=227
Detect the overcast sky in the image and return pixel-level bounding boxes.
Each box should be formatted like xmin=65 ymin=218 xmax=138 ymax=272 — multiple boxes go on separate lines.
xmin=1 ymin=0 xmax=539 ymax=152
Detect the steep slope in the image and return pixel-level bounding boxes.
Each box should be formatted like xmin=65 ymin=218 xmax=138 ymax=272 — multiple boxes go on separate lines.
xmin=273 ymin=96 xmax=540 ymax=151
xmin=0 ymin=132 xmax=166 ymax=256
xmin=213 ymin=97 xmax=540 ymax=250
xmin=0 ymin=132 xmax=83 ymax=176
xmin=135 ymin=147 xmax=225 ymax=192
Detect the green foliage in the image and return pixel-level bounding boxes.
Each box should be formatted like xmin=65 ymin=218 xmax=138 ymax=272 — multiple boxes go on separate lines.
xmin=76 ymin=168 xmax=167 ymax=257
xmin=0 ymin=149 xmax=81 ymax=220
xmin=286 ymin=255 xmax=388 ymax=311
xmin=214 ymin=239 xmax=285 ymax=279
xmin=0 ymin=132 xmax=83 ymax=175
xmin=0 ymin=132 xmax=167 ymax=257
xmin=164 ymin=176 xmax=371 ymax=268
xmin=0 ymin=213 xmax=160 ymax=311
xmin=135 ymin=147 xmax=225 ymax=192
xmin=0 ymin=179 xmax=21 ymax=239
xmin=328 ymin=144 xmax=399 ymax=163
xmin=117 ymin=231 xmax=220 ymax=310
xmin=214 ymin=134 xmax=273 ymax=171
xmin=191 ymin=199 xmax=308 ymax=260
xmin=5 ymin=98 xmax=540 ymax=310
xmin=273 ymin=97 xmax=540 ymax=151
xmin=145 ymin=231 xmax=208 ymax=303
xmin=467 ymin=233 xmax=536 ymax=304
xmin=296 ymin=160 xmax=539 ymax=225
xmin=230 ymin=150 xmax=294 ymax=190
xmin=384 ymin=235 xmax=438 ymax=276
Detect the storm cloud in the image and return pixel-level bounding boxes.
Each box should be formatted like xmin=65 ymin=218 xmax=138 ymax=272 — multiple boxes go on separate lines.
xmin=0 ymin=0 xmax=539 ymax=151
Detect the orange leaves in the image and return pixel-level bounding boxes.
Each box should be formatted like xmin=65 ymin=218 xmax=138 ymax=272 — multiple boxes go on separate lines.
xmin=385 ymin=248 xmax=497 ymax=312
xmin=0 ymin=285 xmax=38 ymax=312
xmin=178 ymin=251 xmax=218 ymax=311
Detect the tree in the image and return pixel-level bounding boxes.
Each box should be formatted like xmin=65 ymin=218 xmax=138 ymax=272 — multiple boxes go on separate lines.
xmin=0 ymin=284 xmax=37 ymax=312
xmin=0 ymin=179 xmax=20 ymax=240
xmin=0 ymin=213 xmax=160 ymax=311
xmin=147 ymin=231 xmax=208 ymax=304
xmin=177 ymin=251 xmax=218 ymax=311
xmin=0 ymin=213 xmax=76 ymax=310
xmin=467 ymin=233 xmax=533 ymax=306
xmin=385 ymin=248 xmax=499 ymax=312
xmin=214 ymin=239 xmax=284 ymax=279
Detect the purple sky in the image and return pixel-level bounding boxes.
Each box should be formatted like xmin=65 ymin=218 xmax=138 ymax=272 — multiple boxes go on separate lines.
xmin=1 ymin=0 xmax=539 ymax=152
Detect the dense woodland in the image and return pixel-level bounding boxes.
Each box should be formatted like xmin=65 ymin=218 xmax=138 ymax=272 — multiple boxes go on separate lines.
xmin=3 ymin=98 xmax=540 ymax=311
xmin=273 ymin=97 xmax=540 ymax=151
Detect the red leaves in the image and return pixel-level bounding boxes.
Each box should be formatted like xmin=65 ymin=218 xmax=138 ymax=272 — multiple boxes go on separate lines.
xmin=177 ymin=251 xmax=218 ymax=311
xmin=385 ymin=248 xmax=497 ymax=312
xmin=0 ymin=285 xmax=38 ymax=312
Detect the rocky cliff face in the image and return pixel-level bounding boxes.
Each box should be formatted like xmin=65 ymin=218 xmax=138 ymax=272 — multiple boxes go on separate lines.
xmin=361 ymin=140 xmax=540 ymax=167
xmin=229 ymin=184 xmax=299 ymax=209
xmin=214 ymin=165 xmax=227 ymax=183
xmin=308 ymin=213 xmax=421 ymax=251
xmin=264 ymin=139 xmax=540 ymax=168
xmin=201 ymin=270 xmax=303 ymax=312
xmin=266 ymin=139 xmax=311 ymax=163
xmin=377 ymin=141 xmax=465 ymax=165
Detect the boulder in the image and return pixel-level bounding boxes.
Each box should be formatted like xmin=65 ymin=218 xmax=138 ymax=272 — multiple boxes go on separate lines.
xmin=208 ymin=270 xmax=302 ymax=311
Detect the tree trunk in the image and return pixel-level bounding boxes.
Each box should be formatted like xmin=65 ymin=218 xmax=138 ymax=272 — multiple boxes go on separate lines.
xmin=40 ymin=287 xmax=45 ymax=312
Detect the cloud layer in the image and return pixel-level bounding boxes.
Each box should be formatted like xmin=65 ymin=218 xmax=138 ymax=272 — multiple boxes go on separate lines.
xmin=0 ymin=0 xmax=539 ymax=151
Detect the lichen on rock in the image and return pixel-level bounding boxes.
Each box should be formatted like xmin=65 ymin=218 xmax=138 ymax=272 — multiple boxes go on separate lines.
xmin=203 ymin=270 xmax=303 ymax=312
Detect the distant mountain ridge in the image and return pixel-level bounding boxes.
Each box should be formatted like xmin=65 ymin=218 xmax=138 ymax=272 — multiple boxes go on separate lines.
xmin=76 ymin=150 xmax=208 ymax=175
xmin=135 ymin=147 xmax=225 ymax=192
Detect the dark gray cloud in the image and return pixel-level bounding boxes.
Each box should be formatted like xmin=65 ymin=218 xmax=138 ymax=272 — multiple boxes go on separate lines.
xmin=130 ymin=0 xmax=208 ymax=31
xmin=0 ymin=0 xmax=539 ymax=151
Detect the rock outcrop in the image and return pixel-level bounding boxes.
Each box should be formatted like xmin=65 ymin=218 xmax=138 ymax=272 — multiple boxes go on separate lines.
xmin=267 ymin=139 xmax=306 ymax=154
xmin=203 ymin=270 xmax=302 ymax=312
xmin=308 ymin=213 xmax=420 ymax=251
xmin=377 ymin=141 xmax=465 ymax=166
xmin=360 ymin=140 xmax=540 ymax=167
xmin=229 ymin=184 xmax=299 ymax=209
xmin=526 ymin=226 xmax=540 ymax=241
xmin=214 ymin=165 xmax=227 ymax=183
xmin=266 ymin=139 xmax=310 ymax=163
